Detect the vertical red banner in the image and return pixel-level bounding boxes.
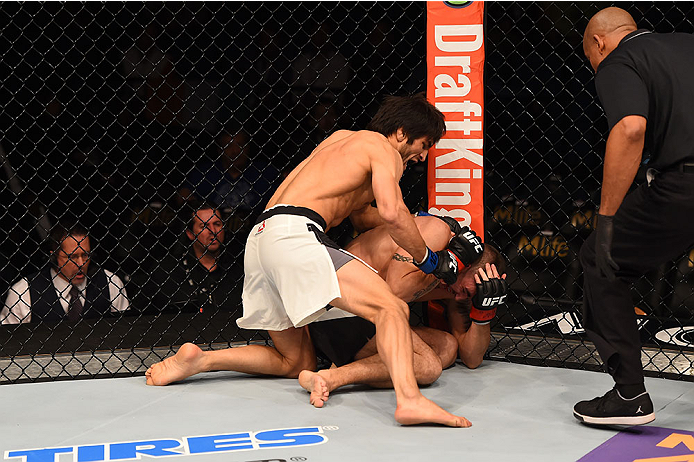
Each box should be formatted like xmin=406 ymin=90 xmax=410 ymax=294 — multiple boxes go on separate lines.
xmin=426 ymin=1 xmax=485 ymax=238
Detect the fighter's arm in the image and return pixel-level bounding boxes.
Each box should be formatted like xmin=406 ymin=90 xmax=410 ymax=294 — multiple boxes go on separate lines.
xmin=385 ymin=217 xmax=451 ymax=301
xmin=448 ymin=263 xmax=505 ymax=368
xmin=447 ymin=298 xmax=489 ymax=369
xmin=349 ymin=204 xmax=385 ymax=233
xmin=369 ymin=145 xmax=428 ymax=264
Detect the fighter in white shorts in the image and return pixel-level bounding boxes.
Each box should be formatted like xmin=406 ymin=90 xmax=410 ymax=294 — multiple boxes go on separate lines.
xmin=146 ymin=93 xmax=473 ymax=427
xmin=300 ymin=213 xmax=507 ymax=407
xmin=238 ymin=204 xmax=372 ymax=331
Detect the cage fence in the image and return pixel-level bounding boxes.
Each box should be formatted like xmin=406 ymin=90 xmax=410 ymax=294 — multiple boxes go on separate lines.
xmin=1 ymin=2 xmax=693 ymax=384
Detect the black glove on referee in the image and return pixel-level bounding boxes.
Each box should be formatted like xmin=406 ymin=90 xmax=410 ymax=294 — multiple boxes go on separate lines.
xmin=595 ymin=213 xmax=619 ymax=282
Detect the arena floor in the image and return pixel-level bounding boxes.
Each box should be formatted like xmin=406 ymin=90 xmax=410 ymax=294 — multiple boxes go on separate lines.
xmin=3 ymin=360 xmax=694 ymax=462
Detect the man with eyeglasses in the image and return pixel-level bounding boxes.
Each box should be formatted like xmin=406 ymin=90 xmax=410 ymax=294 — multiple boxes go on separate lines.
xmin=1 ymin=220 xmax=129 ymax=324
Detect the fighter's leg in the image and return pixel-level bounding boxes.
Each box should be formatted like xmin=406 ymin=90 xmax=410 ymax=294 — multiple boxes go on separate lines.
xmin=349 ymin=326 xmax=457 ymax=385
xmin=300 ymin=327 xmax=446 ymax=400
xmin=146 ymin=326 xmax=315 ymax=386
xmin=353 ymin=329 xmax=447 ymax=388
xmin=411 ymin=326 xmax=458 ymax=369
xmin=327 ymin=259 xmax=470 ymax=427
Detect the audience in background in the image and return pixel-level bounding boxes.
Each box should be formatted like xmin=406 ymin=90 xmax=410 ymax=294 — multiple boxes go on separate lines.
xmin=120 ymin=22 xmax=183 ymax=126
xmin=178 ymin=129 xmax=280 ymax=216
xmin=290 ymin=20 xmax=351 ymax=112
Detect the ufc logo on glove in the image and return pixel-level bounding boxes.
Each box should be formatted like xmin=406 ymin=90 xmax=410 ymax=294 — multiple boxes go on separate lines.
xmin=482 ymin=295 xmax=507 ymax=307
xmin=462 ymin=231 xmax=484 ymax=254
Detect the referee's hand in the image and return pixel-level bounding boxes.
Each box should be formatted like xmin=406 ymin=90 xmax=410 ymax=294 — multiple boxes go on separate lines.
xmin=595 ymin=214 xmax=619 ymax=282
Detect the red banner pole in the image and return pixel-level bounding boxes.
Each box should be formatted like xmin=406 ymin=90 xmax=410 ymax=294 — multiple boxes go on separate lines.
xmin=426 ymin=1 xmax=485 ymax=238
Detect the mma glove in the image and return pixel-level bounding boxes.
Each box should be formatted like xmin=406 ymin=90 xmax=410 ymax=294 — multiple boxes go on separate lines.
xmin=414 ymin=247 xmax=460 ymax=285
xmin=470 ymin=277 xmax=508 ymax=325
xmin=595 ymin=213 xmax=619 ymax=282
xmin=448 ymin=226 xmax=484 ymax=266
xmin=415 ymin=211 xmax=484 ymax=266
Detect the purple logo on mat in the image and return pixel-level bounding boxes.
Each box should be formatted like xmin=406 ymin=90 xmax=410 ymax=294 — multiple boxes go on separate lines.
xmin=579 ymin=426 xmax=694 ymax=462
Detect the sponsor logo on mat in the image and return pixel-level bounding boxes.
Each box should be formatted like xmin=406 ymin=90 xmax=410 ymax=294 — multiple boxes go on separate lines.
xmin=5 ymin=426 xmax=332 ymax=462
xmin=578 ymin=426 xmax=694 ymax=462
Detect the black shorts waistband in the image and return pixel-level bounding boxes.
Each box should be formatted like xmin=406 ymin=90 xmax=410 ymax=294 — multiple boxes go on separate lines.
xmin=678 ymin=162 xmax=694 ymax=173
xmin=255 ymin=205 xmax=328 ymax=230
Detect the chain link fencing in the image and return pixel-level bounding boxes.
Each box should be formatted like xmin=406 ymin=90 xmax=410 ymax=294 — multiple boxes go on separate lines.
xmin=1 ymin=2 xmax=692 ymax=383
xmin=484 ymin=2 xmax=694 ymax=381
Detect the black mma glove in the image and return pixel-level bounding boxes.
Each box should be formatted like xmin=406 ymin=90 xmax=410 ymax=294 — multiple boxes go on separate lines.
xmin=449 ymin=226 xmax=484 ymax=267
xmin=414 ymin=247 xmax=460 ymax=285
xmin=470 ymin=277 xmax=508 ymax=325
xmin=438 ymin=216 xmax=463 ymax=234
xmin=595 ymin=213 xmax=619 ymax=282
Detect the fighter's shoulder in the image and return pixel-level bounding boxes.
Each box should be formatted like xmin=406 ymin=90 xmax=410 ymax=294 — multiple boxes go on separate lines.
xmin=414 ymin=216 xmax=451 ymax=251
xmin=326 ymin=129 xmax=358 ymax=143
xmin=345 ymin=130 xmax=391 ymax=151
xmin=350 ymin=129 xmax=386 ymax=141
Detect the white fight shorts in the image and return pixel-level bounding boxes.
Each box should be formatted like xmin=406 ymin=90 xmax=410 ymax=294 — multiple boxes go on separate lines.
xmin=237 ymin=205 xmax=360 ymax=331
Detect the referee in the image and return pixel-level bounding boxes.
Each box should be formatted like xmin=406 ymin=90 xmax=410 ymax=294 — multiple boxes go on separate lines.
xmin=574 ymin=7 xmax=694 ymax=426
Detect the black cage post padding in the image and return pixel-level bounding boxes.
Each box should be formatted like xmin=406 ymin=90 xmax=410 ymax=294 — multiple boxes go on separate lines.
xmin=1 ymin=2 xmax=693 ymax=384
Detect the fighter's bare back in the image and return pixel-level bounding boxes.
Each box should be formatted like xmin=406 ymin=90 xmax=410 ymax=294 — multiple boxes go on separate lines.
xmin=267 ymin=130 xmax=404 ymax=230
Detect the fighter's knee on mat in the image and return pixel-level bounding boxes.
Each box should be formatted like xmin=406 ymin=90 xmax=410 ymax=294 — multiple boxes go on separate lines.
xmin=417 ymin=353 xmax=443 ymax=385
xmin=438 ymin=332 xmax=459 ymax=369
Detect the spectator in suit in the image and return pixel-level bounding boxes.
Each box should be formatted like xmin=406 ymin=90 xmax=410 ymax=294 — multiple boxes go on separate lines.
xmin=1 ymin=220 xmax=129 ymax=324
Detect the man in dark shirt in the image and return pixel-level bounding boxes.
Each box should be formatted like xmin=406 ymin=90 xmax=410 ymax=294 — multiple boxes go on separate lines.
xmin=134 ymin=203 xmax=241 ymax=315
xmin=574 ymin=7 xmax=694 ymax=426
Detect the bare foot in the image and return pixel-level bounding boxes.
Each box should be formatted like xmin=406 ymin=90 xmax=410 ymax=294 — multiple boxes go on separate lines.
xmin=298 ymin=370 xmax=330 ymax=408
xmin=146 ymin=343 xmax=206 ymax=386
xmin=395 ymin=395 xmax=471 ymax=427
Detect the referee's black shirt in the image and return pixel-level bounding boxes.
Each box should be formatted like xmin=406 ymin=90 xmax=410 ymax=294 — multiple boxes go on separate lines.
xmin=594 ymin=29 xmax=694 ymax=170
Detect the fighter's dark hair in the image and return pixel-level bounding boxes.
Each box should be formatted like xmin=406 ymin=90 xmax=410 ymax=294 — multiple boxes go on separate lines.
xmin=366 ymin=92 xmax=446 ymax=145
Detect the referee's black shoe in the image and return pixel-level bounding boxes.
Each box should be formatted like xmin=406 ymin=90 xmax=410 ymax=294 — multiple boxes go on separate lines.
xmin=573 ymin=388 xmax=655 ymax=425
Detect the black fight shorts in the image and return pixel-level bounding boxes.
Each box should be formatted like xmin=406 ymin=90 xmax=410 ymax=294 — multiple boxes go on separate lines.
xmin=309 ymin=316 xmax=376 ymax=367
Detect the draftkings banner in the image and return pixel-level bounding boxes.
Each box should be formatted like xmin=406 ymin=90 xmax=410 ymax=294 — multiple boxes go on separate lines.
xmin=426 ymin=1 xmax=485 ymax=236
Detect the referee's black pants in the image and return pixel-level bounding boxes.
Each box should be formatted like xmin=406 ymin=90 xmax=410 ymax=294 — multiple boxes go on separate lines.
xmin=579 ymin=170 xmax=694 ymax=386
